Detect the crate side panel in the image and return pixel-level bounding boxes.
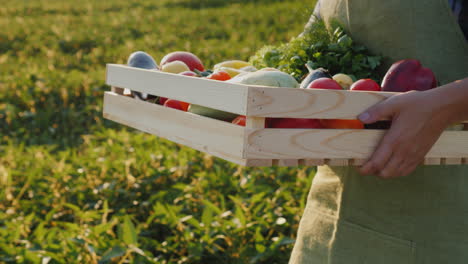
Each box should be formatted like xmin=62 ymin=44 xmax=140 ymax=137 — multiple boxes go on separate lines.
xmin=106 ymin=64 xmax=248 ymax=115
xmin=244 ymin=129 xmax=468 ymax=159
xmin=103 ymin=92 xmax=245 ymax=164
xmin=246 ymin=87 xmax=394 ymax=119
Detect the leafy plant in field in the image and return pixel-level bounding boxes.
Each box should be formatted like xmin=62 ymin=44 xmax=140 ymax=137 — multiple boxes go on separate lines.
xmin=0 ymin=129 xmax=314 ymax=264
xmin=250 ymin=20 xmax=383 ymax=82
xmin=0 ymin=0 xmax=318 ymax=263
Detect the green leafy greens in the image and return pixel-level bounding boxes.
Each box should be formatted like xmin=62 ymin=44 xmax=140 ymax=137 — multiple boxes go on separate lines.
xmin=250 ymin=20 xmax=384 ymax=82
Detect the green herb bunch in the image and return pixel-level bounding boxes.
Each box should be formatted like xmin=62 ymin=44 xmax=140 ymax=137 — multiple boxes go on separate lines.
xmin=250 ymin=20 xmax=384 ymax=82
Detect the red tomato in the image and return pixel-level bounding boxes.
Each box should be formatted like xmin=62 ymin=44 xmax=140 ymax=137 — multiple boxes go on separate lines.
xmin=307 ymin=78 xmax=343 ymax=90
xmin=267 ymin=118 xmax=323 ymax=129
xmin=207 ymin=71 xmax=231 ymax=81
xmin=350 ymin=79 xmax=381 ymax=91
xmin=159 ymin=97 xmax=168 ymax=105
xmin=320 ymin=119 xmax=364 ymax=129
xmin=232 ymin=116 xmax=246 ymax=126
xmin=179 ymin=101 xmax=190 ymax=111
xmin=164 ymin=99 xmax=190 ymax=111
xmin=179 ymin=71 xmax=198 ymax=77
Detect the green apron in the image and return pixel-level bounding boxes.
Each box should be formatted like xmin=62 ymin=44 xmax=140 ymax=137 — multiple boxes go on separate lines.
xmin=290 ymin=0 xmax=468 ymax=263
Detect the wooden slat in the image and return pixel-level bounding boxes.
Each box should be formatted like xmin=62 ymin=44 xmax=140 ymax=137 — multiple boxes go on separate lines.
xmin=305 ymin=159 xmax=326 ymax=166
xmin=424 ymin=158 xmax=442 ymax=165
xmin=245 ymin=86 xmax=468 ymax=122
xmin=246 ymin=117 xmax=265 ymax=128
xmin=350 ymin=159 xmax=366 ymax=166
xmin=244 ymin=159 xmax=273 ymax=167
xmin=106 ymin=64 xmax=248 ymax=115
xmin=103 ymin=92 xmax=246 ymax=166
xmin=327 ymin=159 xmax=350 ymax=166
xmin=444 ymin=158 xmax=463 ymax=165
xmin=246 ymin=86 xmax=395 ymax=119
xmin=277 ymin=159 xmax=299 ymax=166
xmin=244 ymin=128 xmax=468 ymax=160
xmin=111 ymin=86 xmax=124 ymax=95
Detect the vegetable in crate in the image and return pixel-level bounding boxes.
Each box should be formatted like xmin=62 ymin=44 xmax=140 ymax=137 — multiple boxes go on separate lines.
xmin=300 ymin=62 xmax=331 ymax=88
xmin=128 ymin=51 xmax=158 ymax=69
xmin=320 ymin=119 xmax=364 ymax=129
xmin=160 ymin=51 xmax=205 ymax=72
xmin=214 ymin=60 xmax=251 ymax=70
xmin=127 ymin=51 xmax=158 ymax=101
xmin=189 ymin=71 xmax=299 ymax=122
xmin=333 ymin=73 xmax=354 ymax=89
xmin=231 ymin=70 xmax=299 ymax=88
xmin=161 ymin=60 xmax=190 ymax=74
xmin=350 ymin=79 xmax=381 ymax=91
xmin=164 ymin=99 xmax=190 ymax=112
xmin=232 ymin=116 xmax=246 ymax=127
xmin=306 ymin=77 xmax=342 ymax=90
xmin=217 ymin=67 xmax=246 ymax=78
xmin=381 ymin=59 xmax=437 ymax=92
xmin=366 ymin=59 xmax=437 ymax=129
xmin=179 ymin=71 xmax=198 ymax=77
xmin=249 ymin=21 xmax=383 ymax=82
xmin=268 ymin=118 xmax=322 ymax=129
xmin=207 ymin=71 xmax=231 ymax=81
xmin=188 ymin=104 xmax=238 ymax=121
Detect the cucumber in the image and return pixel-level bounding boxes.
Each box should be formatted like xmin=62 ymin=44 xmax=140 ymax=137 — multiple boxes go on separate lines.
xmin=188 ymin=104 xmax=238 ymax=122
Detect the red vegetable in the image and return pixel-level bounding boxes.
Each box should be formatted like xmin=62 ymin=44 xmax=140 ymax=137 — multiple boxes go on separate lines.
xmin=267 ymin=118 xmax=322 ymax=129
xmin=381 ymin=59 xmax=437 ymax=92
xmin=350 ymin=79 xmax=381 ymax=91
xmin=164 ymin=99 xmax=190 ymax=111
xmin=232 ymin=116 xmax=246 ymax=126
xmin=207 ymin=71 xmax=231 ymax=81
xmin=307 ymin=78 xmax=343 ymax=90
xmin=158 ymin=97 xmax=168 ymax=105
xmin=320 ymin=119 xmax=364 ymax=129
xmin=179 ymin=71 xmax=198 ymax=77
xmin=160 ymin=51 xmax=205 ymax=72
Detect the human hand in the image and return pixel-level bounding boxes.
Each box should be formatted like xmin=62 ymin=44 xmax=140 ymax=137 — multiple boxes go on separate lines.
xmin=357 ymin=90 xmax=451 ymax=178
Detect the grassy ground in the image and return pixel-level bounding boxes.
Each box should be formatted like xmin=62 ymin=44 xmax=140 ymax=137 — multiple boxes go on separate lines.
xmin=0 ymin=0 xmax=317 ymax=263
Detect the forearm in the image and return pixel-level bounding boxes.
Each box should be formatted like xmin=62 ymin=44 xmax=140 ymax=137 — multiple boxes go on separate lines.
xmin=426 ymin=78 xmax=468 ymax=125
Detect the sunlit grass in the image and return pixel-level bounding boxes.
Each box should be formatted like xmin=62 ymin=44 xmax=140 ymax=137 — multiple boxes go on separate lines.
xmin=0 ymin=0 xmax=317 ymax=263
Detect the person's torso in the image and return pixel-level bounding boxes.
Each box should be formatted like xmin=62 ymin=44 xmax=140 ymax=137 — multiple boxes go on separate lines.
xmin=299 ymin=0 xmax=468 ymax=262
xmin=313 ymin=0 xmax=468 ymax=40
xmin=308 ymin=0 xmax=468 ymax=84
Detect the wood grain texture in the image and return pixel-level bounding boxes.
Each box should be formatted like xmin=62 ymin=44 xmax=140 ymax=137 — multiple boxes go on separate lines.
xmin=103 ymin=92 xmax=246 ymax=165
xmin=245 ymin=86 xmax=395 ymax=119
xmin=327 ymin=159 xmax=350 ymax=166
xmin=244 ymin=128 xmax=468 ymax=160
xmin=246 ymin=117 xmax=265 ymax=128
xmin=106 ymin=64 xmax=248 ymax=115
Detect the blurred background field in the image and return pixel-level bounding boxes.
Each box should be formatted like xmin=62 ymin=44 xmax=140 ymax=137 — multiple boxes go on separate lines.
xmin=0 ymin=0 xmax=317 ymax=263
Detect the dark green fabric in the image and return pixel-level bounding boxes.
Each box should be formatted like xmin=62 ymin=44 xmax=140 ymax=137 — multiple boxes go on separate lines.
xmin=304 ymin=0 xmax=468 ymax=84
xmin=290 ymin=0 xmax=468 ymax=263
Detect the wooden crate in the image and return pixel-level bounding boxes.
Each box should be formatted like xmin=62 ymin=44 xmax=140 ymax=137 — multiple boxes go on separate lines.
xmin=103 ymin=64 xmax=468 ymax=167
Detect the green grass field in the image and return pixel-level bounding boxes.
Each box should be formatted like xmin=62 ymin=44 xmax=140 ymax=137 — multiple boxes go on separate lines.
xmin=0 ymin=1 xmax=318 ymax=263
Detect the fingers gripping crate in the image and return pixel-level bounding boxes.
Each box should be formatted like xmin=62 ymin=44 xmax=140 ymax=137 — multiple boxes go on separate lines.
xmin=103 ymin=64 xmax=468 ymax=167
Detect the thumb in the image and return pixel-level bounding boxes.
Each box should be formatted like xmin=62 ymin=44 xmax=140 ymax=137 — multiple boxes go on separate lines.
xmin=358 ymin=100 xmax=398 ymax=124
